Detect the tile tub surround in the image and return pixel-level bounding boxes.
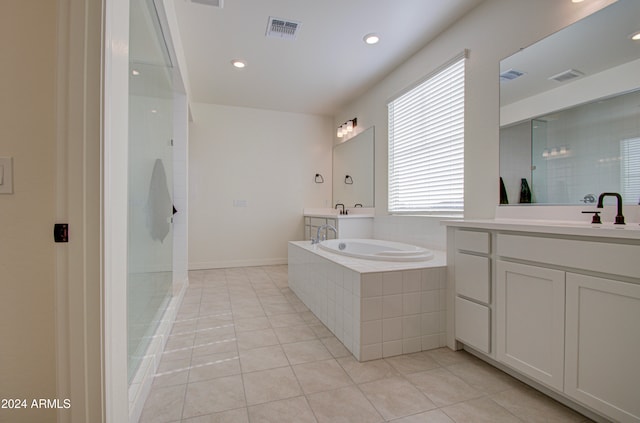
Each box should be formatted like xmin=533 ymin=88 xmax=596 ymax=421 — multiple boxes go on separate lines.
xmin=288 ymin=241 xmax=447 ymax=361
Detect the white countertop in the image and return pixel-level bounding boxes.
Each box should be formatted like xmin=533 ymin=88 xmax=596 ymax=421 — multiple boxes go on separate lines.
xmin=442 ymin=218 xmax=640 ymax=240
xmin=303 ymin=207 xmax=374 ymax=219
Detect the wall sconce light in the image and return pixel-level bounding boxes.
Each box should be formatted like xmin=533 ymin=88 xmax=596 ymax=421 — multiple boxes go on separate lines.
xmin=344 ymin=175 xmax=353 ymax=184
xmin=337 ymin=118 xmax=358 ymax=138
xmin=315 ymin=173 xmax=324 ymax=183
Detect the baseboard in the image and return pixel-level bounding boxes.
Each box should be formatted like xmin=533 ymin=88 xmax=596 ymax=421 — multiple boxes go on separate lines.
xmin=188 ymin=257 xmax=287 ymax=270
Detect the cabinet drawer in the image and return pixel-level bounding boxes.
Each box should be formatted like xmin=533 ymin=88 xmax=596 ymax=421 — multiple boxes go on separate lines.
xmin=455 ymin=230 xmax=490 ymax=254
xmin=455 ymin=252 xmax=490 ymax=303
xmin=455 ymin=297 xmax=490 ymax=354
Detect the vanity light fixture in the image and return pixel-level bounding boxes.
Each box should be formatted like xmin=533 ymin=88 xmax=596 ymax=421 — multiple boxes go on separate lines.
xmin=571 ymin=0 xmax=585 ymax=3
xmin=363 ymin=33 xmax=380 ymax=45
xmin=337 ymin=118 xmax=357 ymax=138
xmin=231 ymin=59 xmax=246 ymax=69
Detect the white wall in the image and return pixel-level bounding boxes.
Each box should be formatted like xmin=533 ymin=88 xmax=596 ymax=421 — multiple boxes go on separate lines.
xmin=188 ymin=103 xmax=333 ymax=268
xmin=334 ymin=0 xmax=616 ymax=224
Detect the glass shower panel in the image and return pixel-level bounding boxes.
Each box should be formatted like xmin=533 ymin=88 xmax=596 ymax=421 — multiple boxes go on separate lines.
xmin=127 ymin=0 xmax=174 ymax=382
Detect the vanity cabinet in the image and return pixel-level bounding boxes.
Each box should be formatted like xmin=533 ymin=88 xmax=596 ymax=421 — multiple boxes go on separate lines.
xmin=564 ymin=273 xmax=640 ymax=422
xmin=447 ymin=223 xmax=640 ymax=423
xmin=496 ymin=261 xmax=565 ymax=391
xmin=453 ymin=230 xmax=491 ymax=354
xmin=303 ymin=215 xmax=373 ymax=241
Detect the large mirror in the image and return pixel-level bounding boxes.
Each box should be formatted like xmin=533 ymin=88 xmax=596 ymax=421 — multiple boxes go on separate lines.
xmin=333 ymin=126 xmax=375 ymax=207
xmin=499 ymin=0 xmax=640 ymax=205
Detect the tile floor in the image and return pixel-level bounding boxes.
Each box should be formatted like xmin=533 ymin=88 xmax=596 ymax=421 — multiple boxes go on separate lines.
xmin=139 ymin=265 xmax=593 ymax=423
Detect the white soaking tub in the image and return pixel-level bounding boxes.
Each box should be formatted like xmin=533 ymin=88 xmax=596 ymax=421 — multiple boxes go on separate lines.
xmin=319 ymin=238 xmax=434 ymax=262
xmin=288 ymin=240 xmax=447 ymax=362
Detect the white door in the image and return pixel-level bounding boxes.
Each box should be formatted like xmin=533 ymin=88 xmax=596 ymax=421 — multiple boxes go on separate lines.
xmin=496 ymin=260 xmax=565 ymax=391
xmin=565 ymin=273 xmax=640 ymax=423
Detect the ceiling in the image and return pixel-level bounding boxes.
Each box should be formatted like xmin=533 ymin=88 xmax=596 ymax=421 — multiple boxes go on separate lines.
xmin=171 ymin=0 xmax=484 ymax=116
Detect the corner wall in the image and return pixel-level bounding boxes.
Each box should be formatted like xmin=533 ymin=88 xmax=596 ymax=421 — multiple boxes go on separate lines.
xmin=335 ymin=0 xmax=616 ymax=221
xmin=188 ymin=103 xmax=333 ymax=269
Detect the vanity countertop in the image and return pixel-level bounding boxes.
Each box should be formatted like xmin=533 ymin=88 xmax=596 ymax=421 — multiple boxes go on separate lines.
xmin=303 ymin=208 xmax=374 ymax=219
xmin=442 ymin=218 xmax=640 ymax=241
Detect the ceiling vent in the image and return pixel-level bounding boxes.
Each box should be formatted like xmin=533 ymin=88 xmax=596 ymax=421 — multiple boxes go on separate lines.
xmin=499 ymin=69 xmax=525 ymax=82
xmin=548 ymin=69 xmax=584 ymax=83
xmin=266 ymin=17 xmax=301 ymax=40
xmin=190 ymin=0 xmax=223 ymax=8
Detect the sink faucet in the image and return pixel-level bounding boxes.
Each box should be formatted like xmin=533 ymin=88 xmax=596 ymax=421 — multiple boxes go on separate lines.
xmin=597 ymin=192 xmax=625 ymax=224
xmin=335 ymin=203 xmax=346 ymax=215
xmin=312 ymin=224 xmax=337 ymax=244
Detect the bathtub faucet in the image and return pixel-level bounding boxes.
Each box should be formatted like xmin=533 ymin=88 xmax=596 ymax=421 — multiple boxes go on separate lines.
xmin=312 ymin=224 xmax=337 ymax=244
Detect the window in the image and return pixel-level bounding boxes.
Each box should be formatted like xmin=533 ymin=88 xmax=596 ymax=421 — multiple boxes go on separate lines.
xmin=388 ymin=52 xmax=466 ymax=216
xmin=621 ymin=137 xmax=640 ymax=202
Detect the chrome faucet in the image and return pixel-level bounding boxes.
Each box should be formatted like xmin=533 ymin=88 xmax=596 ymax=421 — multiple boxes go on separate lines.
xmin=335 ymin=203 xmax=346 ymax=215
xmin=312 ymin=224 xmax=337 ymax=244
xmin=597 ymin=192 xmax=625 ymax=224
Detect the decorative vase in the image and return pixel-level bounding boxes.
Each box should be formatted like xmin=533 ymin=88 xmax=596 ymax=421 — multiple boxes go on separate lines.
xmin=499 ymin=177 xmax=509 ymax=204
xmin=519 ymin=178 xmax=532 ymax=203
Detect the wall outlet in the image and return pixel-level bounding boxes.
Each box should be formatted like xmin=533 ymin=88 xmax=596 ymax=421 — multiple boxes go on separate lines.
xmin=0 ymin=157 xmax=13 ymax=194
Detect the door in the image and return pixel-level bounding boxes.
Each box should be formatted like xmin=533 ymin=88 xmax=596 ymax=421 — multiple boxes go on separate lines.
xmin=496 ymin=260 xmax=565 ymax=391
xmin=565 ymin=273 xmax=640 ymax=422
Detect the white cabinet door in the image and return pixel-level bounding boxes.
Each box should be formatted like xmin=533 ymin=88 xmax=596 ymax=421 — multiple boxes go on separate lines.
xmin=565 ymin=273 xmax=640 ymax=423
xmin=496 ymin=261 xmax=565 ymax=391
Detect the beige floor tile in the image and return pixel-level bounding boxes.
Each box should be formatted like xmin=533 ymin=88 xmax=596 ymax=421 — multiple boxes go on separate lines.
xmin=239 ymin=345 xmax=289 ymax=373
xmin=491 ymin=385 xmax=587 ymax=423
xmin=320 ymin=336 xmax=351 ymax=358
xmin=337 ymin=356 xmax=399 ymax=384
xmin=406 ymin=367 xmax=483 ymax=407
xmin=293 ymin=358 xmax=353 ymax=394
xmin=234 ymin=316 xmax=271 ymax=332
xmin=236 ymin=328 xmax=279 ymax=351
xmin=308 ymin=323 xmax=333 ymax=338
xmin=389 ymin=409 xmax=456 ymax=423
xmin=165 ymin=333 xmax=196 ymax=351
xmin=358 ymin=375 xmax=436 ymax=420
xmin=182 ymin=375 xmax=246 ymax=418
xmin=426 ymin=347 xmax=475 ymax=367
xmin=181 ymin=408 xmax=249 ymax=423
xmin=446 ymin=359 xmax=521 ymax=394
xmin=193 ymin=325 xmax=236 ymax=344
xmin=262 ymin=302 xmax=297 ymax=315
xmin=191 ymin=338 xmax=237 ymax=357
xmin=151 ymin=368 xmax=189 ymax=388
xmin=268 ymin=312 xmax=307 ymax=328
xmin=242 ymin=366 xmax=303 ymax=406
xmin=188 ymin=351 xmax=241 ymax=383
xmin=307 ymin=385 xmax=383 ymax=423
xmin=139 ymin=384 xmax=186 ymax=423
xmin=258 ymin=294 xmax=290 ymax=305
xmin=441 ymin=397 xmax=523 ymax=423
xmin=232 ymin=305 xmax=266 ymax=319
xmin=273 ymin=324 xmax=317 ymax=344
xmin=247 ymin=396 xmax=317 ymax=423
xmin=385 ymin=351 xmax=441 ymax=375
xmin=282 ymin=339 xmax=333 ymax=365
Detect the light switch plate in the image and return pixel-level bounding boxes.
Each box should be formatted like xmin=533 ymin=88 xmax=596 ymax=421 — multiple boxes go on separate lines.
xmin=0 ymin=157 xmax=14 ymax=194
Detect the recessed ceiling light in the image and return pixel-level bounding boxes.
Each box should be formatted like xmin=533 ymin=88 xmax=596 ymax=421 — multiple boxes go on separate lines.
xmin=363 ymin=33 xmax=380 ymax=45
xmin=630 ymin=31 xmax=640 ymax=41
xmin=231 ymin=59 xmax=246 ymax=69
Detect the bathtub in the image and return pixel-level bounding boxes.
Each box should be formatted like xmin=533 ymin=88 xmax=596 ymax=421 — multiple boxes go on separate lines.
xmin=288 ymin=240 xmax=447 ymax=361
xmin=319 ymin=238 xmax=434 ymax=262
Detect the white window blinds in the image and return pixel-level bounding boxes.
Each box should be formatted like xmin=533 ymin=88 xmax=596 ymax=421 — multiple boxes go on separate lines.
xmin=621 ymin=137 xmax=640 ymax=202
xmin=388 ymin=53 xmax=466 ymax=216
